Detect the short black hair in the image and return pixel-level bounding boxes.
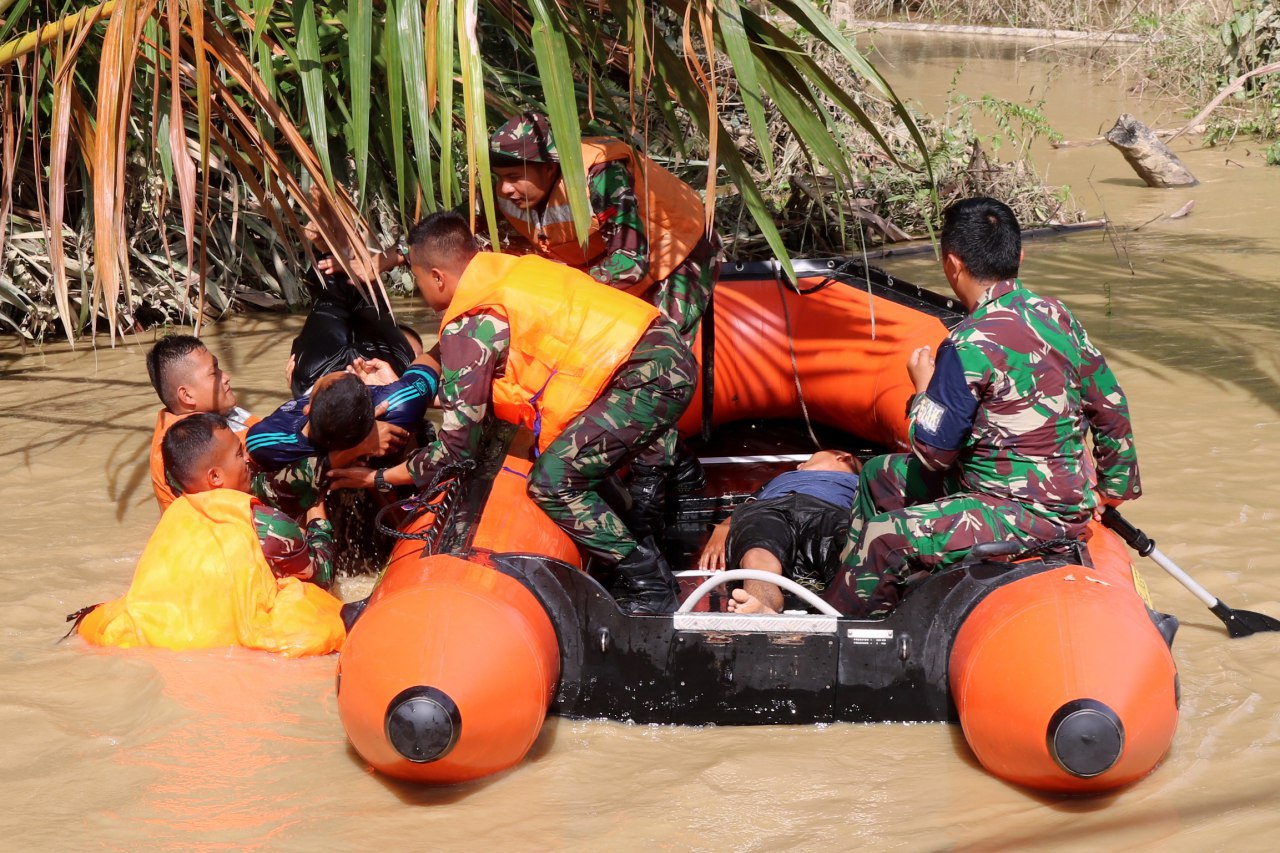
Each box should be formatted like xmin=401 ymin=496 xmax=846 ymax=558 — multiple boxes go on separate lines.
xmin=407 ymin=211 xmax=479 ymax=271
xmin=161 ymin=413 xmax=228 ymax=491
xmin=940 ymin=197 xmax=1022 ymax=282
xmin=308 ymin=373 xmax=375 ymax=452
xmin=147 ymin=335 xmax=206 ymax=411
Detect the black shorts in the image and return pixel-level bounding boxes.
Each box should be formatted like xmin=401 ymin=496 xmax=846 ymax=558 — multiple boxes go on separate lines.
xmin=724 ymin=493 xmax=851 ymax=591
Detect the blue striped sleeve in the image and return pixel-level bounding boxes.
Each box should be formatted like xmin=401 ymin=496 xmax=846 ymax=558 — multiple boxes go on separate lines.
xmin=245 ymin=403 xmax=317 ymax=471
xmin=373 ymin=364 xmax=439 ymax=430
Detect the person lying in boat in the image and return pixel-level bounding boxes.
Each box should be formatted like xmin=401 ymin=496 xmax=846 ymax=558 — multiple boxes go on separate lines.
xmin=246 ymin=350 xmax=440 ymax=477
xmin=697 ymin=450 xmax=862 ymax=614
xmin=488 ymin=111 xmax=720 ymax=537
xmin=822 ymin=196 xmax=1142 ymax=619
xmin=75 ymin=413 xmax=345 ymax=657
xmin=327 ymin=211 xmax=697 ymax=615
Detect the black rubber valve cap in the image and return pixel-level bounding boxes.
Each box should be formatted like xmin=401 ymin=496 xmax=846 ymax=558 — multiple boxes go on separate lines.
xmin=385 ymin=686 xmax=462 ymax=764
xmin=1047 ymin=698 xmax=1125 ymax=778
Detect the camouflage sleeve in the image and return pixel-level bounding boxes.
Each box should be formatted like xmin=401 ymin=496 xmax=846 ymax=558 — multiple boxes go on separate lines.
xmin=405 ymin=312 xmax=511 ymax=488
xmin=252 ymin=501 xmax=335 ymax=590
xmin=1075 ymin=320 xmax=1142 ymax=501
xmin=908 ymin=338 xmax=982 ymax=471
xmin=249 ymin=457 xmax=323 ymax=516
xmin=587 ymin=160 xmax=649 ymax=287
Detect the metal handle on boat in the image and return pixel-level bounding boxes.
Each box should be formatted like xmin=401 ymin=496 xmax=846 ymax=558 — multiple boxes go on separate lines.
xmin=674 ymin=569 xmax=843 ymax=616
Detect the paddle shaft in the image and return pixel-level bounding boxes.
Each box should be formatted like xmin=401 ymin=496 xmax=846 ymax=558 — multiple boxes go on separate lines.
xmin=1102 ymin=507 xmax=1218 ymax=608
xmin=1102 ymin=506 xmax=1280 ymax=637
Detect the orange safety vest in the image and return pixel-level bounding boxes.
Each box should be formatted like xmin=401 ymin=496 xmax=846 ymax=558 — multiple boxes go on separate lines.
xmin=78 ymin=489 xmax=345 ymax=657
xmin=496 ymin=138 xmax=707 ymax=293
xmin=441 ymin=253 xmax=660 ymax=452
xmin=149 ymin=408 xmax=259 ymax=510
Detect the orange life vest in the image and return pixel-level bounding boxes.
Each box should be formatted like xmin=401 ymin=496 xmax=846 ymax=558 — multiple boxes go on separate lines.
xmin=441 ymin=253 xmax=660 ymax=452
xmin=150 ymin=408 xmax=259 ymax=510
xmin=78 ymin=488 xmax=345 ymax=657
xmin=496 ymin=138 xmax=707 ymax=293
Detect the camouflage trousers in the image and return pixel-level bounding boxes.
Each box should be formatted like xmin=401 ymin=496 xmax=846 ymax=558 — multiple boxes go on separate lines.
xmin=645 ymin=231 xmax=722 ymax=341
xmin=527 ymin=321 xmax=697 ymax=564
xmin=821 ymin=453 xmax=1081 ymax=617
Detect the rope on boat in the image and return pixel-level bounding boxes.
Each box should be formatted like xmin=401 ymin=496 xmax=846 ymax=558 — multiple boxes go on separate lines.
xmin=774 ymin=274 xmax=822 ymax=451
xmin=1012 ymin=537 xmax=1085 ymax=563
xmin=374 ymin=459 xmax=478 ymax=552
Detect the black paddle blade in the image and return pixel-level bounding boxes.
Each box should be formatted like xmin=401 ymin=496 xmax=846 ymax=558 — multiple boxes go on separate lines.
xmin=1211 ymin=601 xmax=1280 ymax=638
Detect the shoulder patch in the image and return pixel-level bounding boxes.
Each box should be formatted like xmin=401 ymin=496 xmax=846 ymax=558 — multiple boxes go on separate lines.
xmin=916 ymin=395 xmax=946 ymax=434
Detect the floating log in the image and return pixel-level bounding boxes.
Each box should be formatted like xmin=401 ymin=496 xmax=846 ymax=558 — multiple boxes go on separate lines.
xmin=1052 ymin=125 xmax=1204 ymax=149
xmin=846 ymin=20 xmax=1155 ymax=44
xmin=1104 ymin=114 xmax=1199 ymax=188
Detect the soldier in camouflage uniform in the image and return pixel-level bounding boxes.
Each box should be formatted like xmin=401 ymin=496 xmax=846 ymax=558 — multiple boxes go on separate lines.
xmin=489 ymin=112 xmax=719 ymax=530
xmin=821 ymin=197 xmax=1142 ymax=618
xmin=329 ymin=212 xmax=697 ymax=614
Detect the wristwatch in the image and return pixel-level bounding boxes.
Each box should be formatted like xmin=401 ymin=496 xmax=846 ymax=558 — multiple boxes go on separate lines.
xmin=374 ymin=468 xmax=393 ymax=493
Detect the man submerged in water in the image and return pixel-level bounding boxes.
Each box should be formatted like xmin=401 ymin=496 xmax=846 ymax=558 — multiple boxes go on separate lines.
xmin=698 ymin=450 xmax=862 ymax=614
xmin=76 ymin=413 xmax=345 ymax=656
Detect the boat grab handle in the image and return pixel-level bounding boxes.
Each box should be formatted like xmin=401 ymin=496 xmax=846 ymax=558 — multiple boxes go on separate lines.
xmin=674 ymin=569 xmax=843 ymax=617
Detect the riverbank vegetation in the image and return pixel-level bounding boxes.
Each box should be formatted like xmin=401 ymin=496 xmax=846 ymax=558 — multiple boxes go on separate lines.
xmin=848 ymin=0 xmax=1280 ymax=156
xmin=0 ymin=0 xmax=1081 ymax=343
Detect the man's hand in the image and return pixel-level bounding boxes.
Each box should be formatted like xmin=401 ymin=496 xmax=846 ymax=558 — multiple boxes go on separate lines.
xmin=696 ymin=520 xmax=732 ymax=572
xmin=328 ymin=466 xmax=376 ymax=491
xmin=1092 ymin=494 xmax=1123 ymax=522
xmin=316 ymin=247 xmax=400 ymax=284
xmin=326 ymin=416 xmax=408 ymax=469
xmin=367 ymin=420 xmax=409 ymax=457
xmin=305 ymin=498 xmax=329 ymax=524
xmin=285 ymin=353 xmax=297 ymax=390
xmin=348 ymin=357 xmax=399 ymax=387
xmin=908 ymin=345 xmax=936 ymax=394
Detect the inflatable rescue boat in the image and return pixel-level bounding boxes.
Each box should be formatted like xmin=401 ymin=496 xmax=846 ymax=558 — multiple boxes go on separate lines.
xmin=336 ymin=259 xmax=1180 ymax=793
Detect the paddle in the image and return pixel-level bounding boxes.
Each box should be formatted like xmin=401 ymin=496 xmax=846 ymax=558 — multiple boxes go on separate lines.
xmin=1102 ymin=506 xmax=1280 ymax=638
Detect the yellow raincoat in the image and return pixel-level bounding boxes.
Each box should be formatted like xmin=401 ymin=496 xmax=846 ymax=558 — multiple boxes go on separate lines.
xmin=79 ymin=489 xmax=345 ymax=657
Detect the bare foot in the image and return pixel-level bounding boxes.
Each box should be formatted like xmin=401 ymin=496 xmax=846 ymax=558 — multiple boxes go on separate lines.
xmin=727 ymin=588 xmax=778 ymax=615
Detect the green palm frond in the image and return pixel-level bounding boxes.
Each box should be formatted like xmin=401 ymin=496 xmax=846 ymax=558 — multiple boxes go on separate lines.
xmin=0 ymin=0 xmax=932 ymax=341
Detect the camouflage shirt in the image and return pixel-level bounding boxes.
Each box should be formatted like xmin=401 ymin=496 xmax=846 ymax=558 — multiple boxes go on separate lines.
xmin=585 ymin=161 xmax=648 ymax=287
xmin=252 ymin=500 xmax=335 ymax=590
xmin=908 ymin=278 xmax=1140 ymax=522
xmin=406 ymin=312 xmax=511 ymax=486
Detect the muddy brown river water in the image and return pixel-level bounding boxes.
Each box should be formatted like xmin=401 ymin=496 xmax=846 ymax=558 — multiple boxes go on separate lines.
xmin=3 ymin=31 xmax=1280 ymax=850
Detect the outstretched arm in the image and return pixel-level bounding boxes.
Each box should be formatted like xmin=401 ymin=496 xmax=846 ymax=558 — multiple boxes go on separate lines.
xmin=329 ymin=312 xmax=509 ymax=491
xmin=587 ymin=161 xmax=650 ymax=288
xmin=253 ymin=500 xmax=336 ymax=590
xmin=696 ymin=518 xmax=733 ymax=572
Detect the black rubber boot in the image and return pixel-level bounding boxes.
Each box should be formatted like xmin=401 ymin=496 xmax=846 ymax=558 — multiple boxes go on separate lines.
xmin=626 ymin=463 xmax=668 ymax=540
xmin=615 ymin=538 xmax=681 ymax=615
xmin=669 ymin=440 xmax=707 ymax=494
